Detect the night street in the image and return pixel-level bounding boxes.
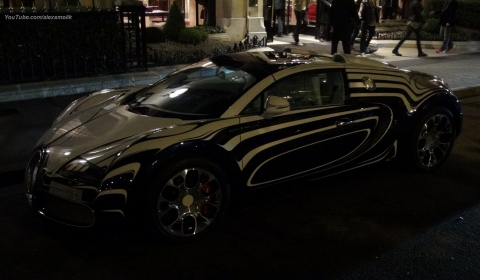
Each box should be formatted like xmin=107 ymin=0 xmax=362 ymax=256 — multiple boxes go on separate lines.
xmin=2 ymin=0 xmax=480 ymax=277
xmin=1 ymin=96 xmax=479 ymax=280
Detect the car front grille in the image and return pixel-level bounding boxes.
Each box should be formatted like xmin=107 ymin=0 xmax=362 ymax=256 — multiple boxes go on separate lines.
xmin=34 ymin=191 xmax=95 ymax=227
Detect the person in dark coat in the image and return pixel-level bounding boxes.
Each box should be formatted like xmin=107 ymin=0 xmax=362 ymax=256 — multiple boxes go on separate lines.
xmin=392 ymin=0 xmax=428 ymax=57
xmin=317 ymin=0 xmax=332 ymax=41
xmin=350 ymin=0 xmax=363 ymax=51
xmin=430 ymin=0 xmax=458 ymax=53
xmin=381 ymin=0 xmax=398 ymax=19
xmin=329 ymin=0 xmax=360 ymax=54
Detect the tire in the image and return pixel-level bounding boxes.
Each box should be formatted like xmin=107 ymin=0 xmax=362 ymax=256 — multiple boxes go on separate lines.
xmin=408 ymin=107 xmax=456 ymax=172
xmin=144 ymin=158 xmax=230 ymax=242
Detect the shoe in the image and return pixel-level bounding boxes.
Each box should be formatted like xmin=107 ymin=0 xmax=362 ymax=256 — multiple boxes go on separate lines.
xmin=295 ymin=42 xmax=304 ymax=46
xmin=436 ymin=49 xmax=444 ymax=53
xmin=418 ymin=52 xmax=428 ymax=57
xmin=360 ymin=52 xmax=366 ymax=57
xmin=446 ymin=45 xmax=455 ymax=52
xmin=274 ymin=33 xmax=283 ymax=38
xmin=392 ymin=50 xmax=402 ymax=56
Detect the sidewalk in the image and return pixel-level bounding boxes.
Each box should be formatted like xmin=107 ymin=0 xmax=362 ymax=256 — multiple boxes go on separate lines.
xmin=1 ymin=37 xmax=480 ymax=173
xmin=269 ymin=34 xmax=480 ymax=98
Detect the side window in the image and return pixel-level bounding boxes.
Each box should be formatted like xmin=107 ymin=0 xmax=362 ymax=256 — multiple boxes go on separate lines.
xmin=265 ymin=72 xmax=322 ymax=110
xmin=319 ymin=70 xmax=345 ymax=105
xmin=242 ymin=94 xmax=263 ymax=115
xmin=240 ymin=70 xmax=345 ymax=115
xmin=265 ymin=70 xmax=345 ymax=110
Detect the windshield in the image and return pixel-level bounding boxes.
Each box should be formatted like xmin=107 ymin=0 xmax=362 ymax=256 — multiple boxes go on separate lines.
xmin=127 ymin=59 xmax=260 ymax=120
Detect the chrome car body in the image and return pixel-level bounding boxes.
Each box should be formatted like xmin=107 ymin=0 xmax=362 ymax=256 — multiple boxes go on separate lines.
xmin=25 ymin=50 xmax=462 ymax=241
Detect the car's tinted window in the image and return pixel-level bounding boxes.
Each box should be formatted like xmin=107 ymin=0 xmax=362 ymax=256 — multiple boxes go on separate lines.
xmin=241 ymin=70 xmax=345 ymax=115
xmin=127 ymin=63 xmax=258 ymax=120
xmin=268 ymin=70 xmax=345 ymax=110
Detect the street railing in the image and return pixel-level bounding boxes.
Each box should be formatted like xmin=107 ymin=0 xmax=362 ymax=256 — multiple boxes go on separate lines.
xmin=146 ymin=35 xmax=269 ymax=66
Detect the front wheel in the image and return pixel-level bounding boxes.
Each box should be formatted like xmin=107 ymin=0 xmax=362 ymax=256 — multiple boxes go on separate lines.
xmin=409 ymin=107 xmax=456 ymax=172
xmin=145 ymin=158 xmax=230 ymax=242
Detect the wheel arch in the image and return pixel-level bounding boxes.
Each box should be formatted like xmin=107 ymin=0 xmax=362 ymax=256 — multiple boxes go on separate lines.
xmin=405 ymin=101 xmax=458 ymax=172
xmin=395 ymin=92 xmax=461 ymax=162
xmin=132 ymin=140 xmax=243 ymax=195
xmin=415 ymin=92 xmax=462 ymax=138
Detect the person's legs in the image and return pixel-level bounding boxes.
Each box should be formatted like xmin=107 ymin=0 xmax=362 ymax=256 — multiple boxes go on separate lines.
xmin=275 ymin=9 xmax=284 ymax=35
xmin=414 ymin=28 xmax=423 ymax=53
xmin=350 ymin=25 xmax=360 ymax=48
xmin=366 ymin=25 xmax=376 ymax=50
xmin=318 ymin=23 xmax=326 ymax=40
xmin=360 ymin=23 xmax=368 ymax=53
xmin=302 ymin=10 xmax=308 ymax=30
xmin=382 ymin=7 xmax=388 ymax=20
xmin=444 ymin=26 xmax=453 ymax=50
xmin=394 ymin=26 xmax=412 ymax=51
xmin=388 ymin=7 xmax=395 ymax=19
xmin=293 ymin=10 xmax=302 ymax=42
xmin=342 ymin=33 xmax=352 ymax=54
xmin=439 ymin=26 xmax=446 ymax=51
xmin=414 ymin=27 xmax=427 ymax=56
xmin=393 ymin=26 xmax=413 ymax=55
xmin=331 ymin=35 xmax=339 ymax=54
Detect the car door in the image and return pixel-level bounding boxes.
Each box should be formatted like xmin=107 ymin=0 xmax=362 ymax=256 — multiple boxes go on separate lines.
xmin=237 ymin=67 xmax=392 ymax=187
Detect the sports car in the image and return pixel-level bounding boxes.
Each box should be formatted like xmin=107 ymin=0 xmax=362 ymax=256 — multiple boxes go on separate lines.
xmin=25 ymin=49 xmax=462 ymax=241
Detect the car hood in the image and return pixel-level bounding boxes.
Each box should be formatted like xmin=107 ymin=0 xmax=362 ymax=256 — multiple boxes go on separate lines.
xmin=39 ymin=101 xmax=184 ymax=172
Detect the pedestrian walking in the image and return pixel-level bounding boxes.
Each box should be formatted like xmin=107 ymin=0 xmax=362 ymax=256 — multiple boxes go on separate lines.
xmin=350 ymin=0 xmax=363 ymax=51
xmin=358 ymin=0 xmax=381 ymax=56
xmin=274 ymin=0 xmax=286 ymax=37
xmin=392 ymin=0 xmax=428 ymax=57
xmin=293 ymin=0 xmax=309 ymax=46
xmin=430 ymin=0 xmax=458 ymax=53
xmin=330 ymin=0 xmax=360 ymax=54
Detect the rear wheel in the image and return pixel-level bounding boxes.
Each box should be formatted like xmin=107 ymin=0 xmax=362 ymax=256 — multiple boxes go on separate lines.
xmin=409 ymin=107 xmax=455 ymax=172
xmin=145 ymin=158 xmax=230 ymax=242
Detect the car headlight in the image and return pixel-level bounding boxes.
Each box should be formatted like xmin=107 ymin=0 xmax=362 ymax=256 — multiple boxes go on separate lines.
xmin=57 ymin=158 xmax=105 ymax=185
xmin=56 ymin=134 xmax=145 ymax=185
xmin=429 ymin=77 xmax=449 ymax=89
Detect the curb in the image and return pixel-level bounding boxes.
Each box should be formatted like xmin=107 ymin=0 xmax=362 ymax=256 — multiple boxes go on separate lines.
xmin=454 ymin=86 xmax=480 ymax=99
xmin=373 ymin=40 xmax=480 ymax=52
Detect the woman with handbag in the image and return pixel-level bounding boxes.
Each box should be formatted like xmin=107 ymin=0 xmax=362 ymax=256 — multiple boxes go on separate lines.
xmin=391 ymin=0 xmax=428 ymax=57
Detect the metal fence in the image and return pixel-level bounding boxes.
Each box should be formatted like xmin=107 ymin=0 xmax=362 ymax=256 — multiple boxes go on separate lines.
xmin=146 ymin=35 xmax=269 ymax=65
xmin=0 ymin=8 xmax=148 ymax=85
xmin=0 ymin=6 xmax=268 ymax=85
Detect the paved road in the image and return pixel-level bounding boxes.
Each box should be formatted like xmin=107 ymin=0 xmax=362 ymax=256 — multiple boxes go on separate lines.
xmin=1 ymin=95 xmax=480 ymax=279
xmin=1 ymin=38 xmax=480 ymax=279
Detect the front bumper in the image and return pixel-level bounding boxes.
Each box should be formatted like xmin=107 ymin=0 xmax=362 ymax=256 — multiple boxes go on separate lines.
xmin=25 ymin=149 xmax=126 ymax=227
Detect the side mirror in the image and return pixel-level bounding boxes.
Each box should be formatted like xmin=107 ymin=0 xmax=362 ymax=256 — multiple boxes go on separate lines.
xmin=263 ymin=96 xmax=290 ymax=119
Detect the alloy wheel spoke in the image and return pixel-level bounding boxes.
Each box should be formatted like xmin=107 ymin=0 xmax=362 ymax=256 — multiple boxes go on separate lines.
xmin=417 ymin=113 xmax=453 ymax=168
xmin=157 ymin=167 xmax=222 ymax=237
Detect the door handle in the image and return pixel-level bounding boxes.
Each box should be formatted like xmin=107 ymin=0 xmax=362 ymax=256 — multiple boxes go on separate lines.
xmin=335 ymin=118 xmax=355 ymax=127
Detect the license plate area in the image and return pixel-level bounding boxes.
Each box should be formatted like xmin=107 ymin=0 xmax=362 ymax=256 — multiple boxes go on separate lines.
xmin=48 ymin=182 xmax=83 ymax=202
